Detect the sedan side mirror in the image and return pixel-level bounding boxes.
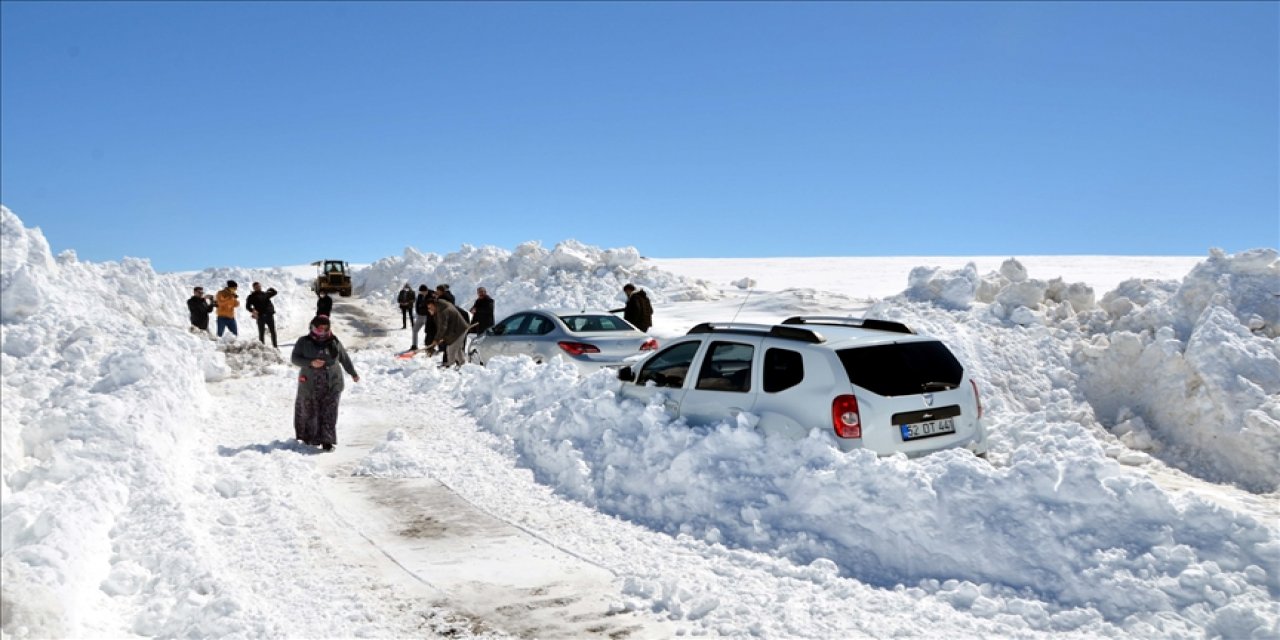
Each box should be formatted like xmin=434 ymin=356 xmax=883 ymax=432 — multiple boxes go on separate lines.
xmin=491 ymin=326 xmax=505 ymax=336
xmin=617 ymin=366 xmax=635 ymax=382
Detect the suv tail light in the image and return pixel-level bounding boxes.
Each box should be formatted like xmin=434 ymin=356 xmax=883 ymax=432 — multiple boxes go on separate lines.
xmin=832 ymin=394 xmax=862 ymax=439
xmin=558 ymin=341 xmax=600 ymax=356
xmin=640 ymin=338 xmax=658 ymax=351
xmin=970 ymin=379 xmax=983 ymax=419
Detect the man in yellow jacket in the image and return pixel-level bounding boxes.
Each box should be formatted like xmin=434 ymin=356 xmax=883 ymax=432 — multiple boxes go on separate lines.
xmin=215 ymin=280 xmax=240 ymax=337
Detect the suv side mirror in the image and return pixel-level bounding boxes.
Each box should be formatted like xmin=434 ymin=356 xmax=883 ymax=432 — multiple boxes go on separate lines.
xmin=617 ymin=366 xmax=635 ymax=382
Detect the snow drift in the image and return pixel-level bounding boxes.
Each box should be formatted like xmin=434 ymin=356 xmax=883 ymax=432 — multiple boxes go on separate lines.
xmin=357 ymin=353 xmax=1277 ymax=636
xmin=896 ymin=251 xmax=1280 ymax=491
xmin=355 ymin=240 xmax=720 ymax=313
xmin=2 ymin=203 xmax=1277 ymax=639
xmin=0 ymin=207 xmax=406 ymax=636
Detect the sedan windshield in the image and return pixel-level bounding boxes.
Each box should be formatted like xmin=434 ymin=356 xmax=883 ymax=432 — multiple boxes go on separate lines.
xmin=559 ymin=315 xmax=634 ymax=332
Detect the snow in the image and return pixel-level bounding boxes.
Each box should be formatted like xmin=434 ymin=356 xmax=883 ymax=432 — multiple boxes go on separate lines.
xmin=2 ymin=203 xmax=1277 ymax=639
xmin=357 ymin=241 xmax=719 ymax=315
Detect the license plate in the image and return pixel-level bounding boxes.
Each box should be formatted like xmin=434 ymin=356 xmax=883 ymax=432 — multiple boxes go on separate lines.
xmin=900 ymin=417 xmax=956 ymax=441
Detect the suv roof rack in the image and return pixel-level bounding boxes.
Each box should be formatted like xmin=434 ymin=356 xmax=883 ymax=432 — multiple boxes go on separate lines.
xmin=687 ymin=322 xmax=826 ymax=344
xmin=781 ymin=315 xmax=915 ymax=335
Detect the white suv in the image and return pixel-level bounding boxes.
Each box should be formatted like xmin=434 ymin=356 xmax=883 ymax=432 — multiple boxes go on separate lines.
xmin=617 ymin=316 xmax=988 ymax=457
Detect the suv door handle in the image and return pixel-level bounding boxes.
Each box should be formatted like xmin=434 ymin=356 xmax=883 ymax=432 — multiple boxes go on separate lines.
xmin=664 ymin=400 xmax=680 ymax=413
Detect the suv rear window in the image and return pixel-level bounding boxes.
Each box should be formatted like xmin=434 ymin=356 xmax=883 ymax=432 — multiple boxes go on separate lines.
xmin=837 ymin=341 xmax=963 ymax=397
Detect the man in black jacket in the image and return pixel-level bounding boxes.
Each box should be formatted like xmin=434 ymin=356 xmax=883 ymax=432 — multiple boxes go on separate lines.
xmin=468 ymin=287 xmax=495 ymax=335
xmin=245 ymin=282 xmax=279 ymax=347
xmin=397 ymin=283 xmax=415 ymax=329
xmin=435 ymin=284 xmax=456 ymax=306
xmin=613 ymin=283 xmax=653 ymax=332
xmin=187 ymin=286 xmax=215 ymax=333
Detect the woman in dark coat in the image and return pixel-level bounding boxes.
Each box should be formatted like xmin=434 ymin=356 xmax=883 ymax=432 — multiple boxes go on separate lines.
xmin=291 ymin=315 xmax=359 ymax=451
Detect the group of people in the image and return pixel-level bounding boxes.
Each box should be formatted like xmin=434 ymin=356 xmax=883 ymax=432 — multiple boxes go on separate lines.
xmin=397 ymin=283 xmax=496 ymax=366
xmin=183 ymin=276 xmax=652 ymax=456
xmin=187 ymin=280 xmax=279 ymax=345
xmin=188 ymin=281 xmax=339 ymax=349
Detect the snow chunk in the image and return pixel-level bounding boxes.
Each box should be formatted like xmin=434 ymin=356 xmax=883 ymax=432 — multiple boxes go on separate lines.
xmin=0 ymin=205 xmax=59 ymax=322
xmin=1000 ymin=258 xmax=1029 ymax=283
xmin=905 ymin=263 xmax=980 ymax=309
xmin=1171 ymin=248 xmax=1279 ymax=340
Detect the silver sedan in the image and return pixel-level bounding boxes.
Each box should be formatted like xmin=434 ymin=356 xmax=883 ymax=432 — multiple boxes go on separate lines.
xmin=469 ymin=309 xmax=658 ymax=373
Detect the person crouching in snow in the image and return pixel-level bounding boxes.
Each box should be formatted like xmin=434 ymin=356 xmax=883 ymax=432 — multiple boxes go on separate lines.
xmin=427 ymin=298 xmax=469 ymax=367
xmin=291 ymin=315 xmax=359 ymax=451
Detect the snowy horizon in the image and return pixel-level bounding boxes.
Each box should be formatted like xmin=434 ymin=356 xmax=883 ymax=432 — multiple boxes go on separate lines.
xmin=2 ymin=203 xmax=1277 ymax=639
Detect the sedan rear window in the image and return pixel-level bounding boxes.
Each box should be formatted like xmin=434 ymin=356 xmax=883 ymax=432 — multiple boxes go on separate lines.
xmin=560 ymin=315 xmax=634 ymax=332
xmin=837 ymin=341 xmax=963 ymax=397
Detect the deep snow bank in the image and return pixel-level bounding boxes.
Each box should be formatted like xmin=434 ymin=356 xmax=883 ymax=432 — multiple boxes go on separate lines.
xmin=362 ymin=356 xmax=1277 ymax=637
xmin=355 ymin=240 xmax=720 ymax=313
xmin=896 ymin=250 xmax=1280 ymax=492
xmin=0 ymin=207 xmax=312 ymax=637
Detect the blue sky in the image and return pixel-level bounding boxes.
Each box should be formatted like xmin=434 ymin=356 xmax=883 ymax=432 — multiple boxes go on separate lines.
xmin=2 ymin=1 xmax=1276 ymax=272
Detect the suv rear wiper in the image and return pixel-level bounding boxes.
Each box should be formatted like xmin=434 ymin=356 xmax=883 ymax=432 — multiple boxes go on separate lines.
xmin=921 ymin=381 xmax=958 ymax=392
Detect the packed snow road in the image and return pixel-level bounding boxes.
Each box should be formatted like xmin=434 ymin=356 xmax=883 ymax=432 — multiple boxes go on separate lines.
xmin=201 ymin=303 xmax=674 ymax=639
xmin=205 ymin=388 xmax=672 ymax=639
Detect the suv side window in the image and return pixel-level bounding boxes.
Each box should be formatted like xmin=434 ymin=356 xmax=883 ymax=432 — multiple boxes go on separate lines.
xmin=637 ymin=341 xmax=702 ymax=389
xmin=695 ymin=341 xmax=754 ymax=393
xmin=763 ymin=347 xmax=804 ymax=393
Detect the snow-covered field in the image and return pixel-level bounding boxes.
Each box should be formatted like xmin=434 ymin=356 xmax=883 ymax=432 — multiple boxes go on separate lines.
xmin=2 ymin=204 xmax=1277 ymax=639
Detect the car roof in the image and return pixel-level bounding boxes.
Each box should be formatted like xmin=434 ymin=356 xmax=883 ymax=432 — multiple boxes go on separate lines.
xmin=809 ymin=325 xmax=935 ymax=349
xmin=540 ymin=309 xmax=622 ymax=317
xmin=684 ymin=319 xmax=937 ymax=350
xmin=500 ymin=309 xmax=627 ymax=321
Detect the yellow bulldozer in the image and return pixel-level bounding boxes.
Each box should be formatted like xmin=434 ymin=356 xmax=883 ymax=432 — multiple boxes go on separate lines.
xmin=311 ymin=260 xmax=353 ymax=297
